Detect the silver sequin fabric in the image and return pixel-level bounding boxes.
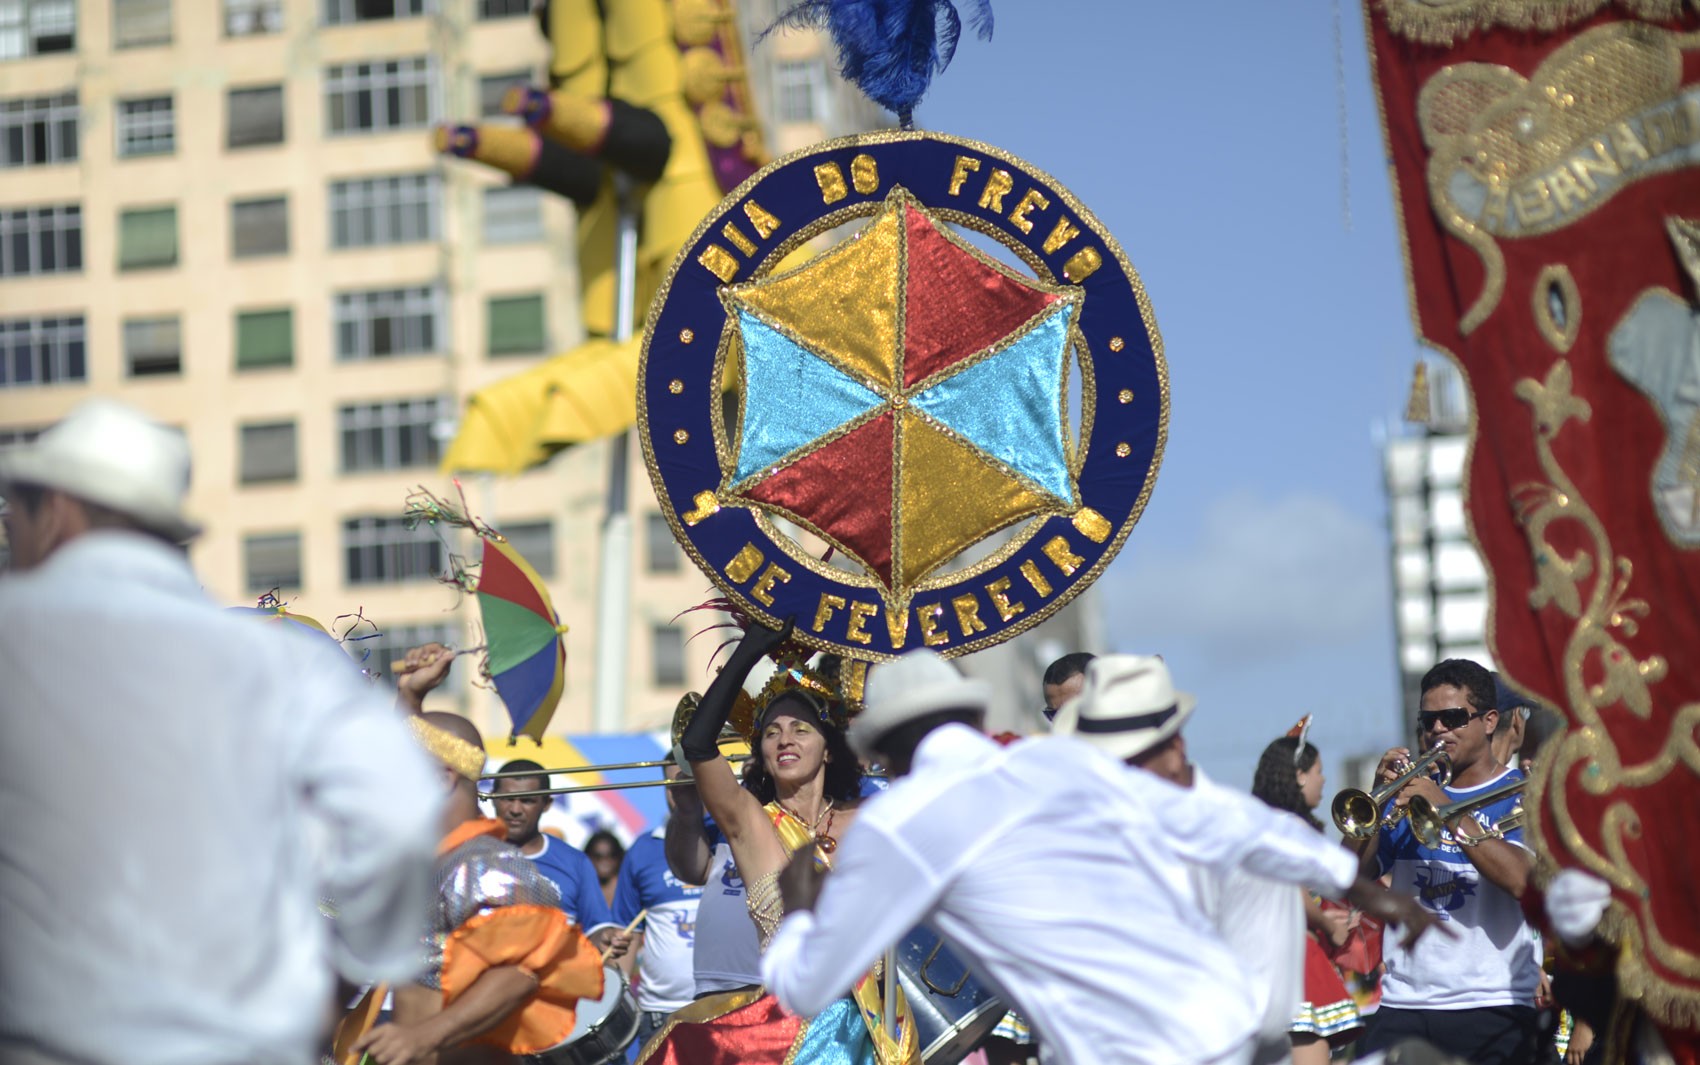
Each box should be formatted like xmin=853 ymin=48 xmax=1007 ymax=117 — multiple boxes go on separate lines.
xmin=419 ymin=832 xmax=563 ymax=989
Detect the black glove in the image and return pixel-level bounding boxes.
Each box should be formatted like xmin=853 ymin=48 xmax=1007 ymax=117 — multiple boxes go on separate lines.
xmin=678 ymin=619 xmax=793 ymax=763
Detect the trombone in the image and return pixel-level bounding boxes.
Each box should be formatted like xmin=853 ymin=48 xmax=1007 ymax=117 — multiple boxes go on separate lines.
xmin=477 ymin=754 xmax=751 ymax=800
xmin=1408 ymin=778 xmax=1526 ymax=848
xmin=1330 ymin=743 xmax=1452 ymax=840
xmin=479 ymin=704 xmax=752 ymax=800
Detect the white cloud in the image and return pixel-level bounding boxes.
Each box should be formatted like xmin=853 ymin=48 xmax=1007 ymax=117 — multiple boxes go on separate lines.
xmin=1103 ymin=491 xmax=1390 ymax=662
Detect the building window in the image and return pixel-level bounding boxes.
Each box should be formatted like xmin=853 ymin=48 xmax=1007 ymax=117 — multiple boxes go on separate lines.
xmin=364 ymin=620 xmax=461 ymax=687
xmin=645 ymin=512 xmax=680 ymax=573
xmin=0 ymin=313 xmax=83 ymax=387
xmin=335 ymin=286 xmax=441 ymax=361
xmin=236 ymin=308 xmax=293 ymax=369
xmin=123 ymin=316 xmax=180 ymax=377
xmin=118 ymin=205 xmax=178 ymax=270
xmin=329 ymin=172 xmax=437 ymax=248
xmin=478 ymin=70 xmax=527 ymax=118
xmin=338 ymin=396 xmax=443 ymax=472
xmin=651 ymin=624 xmax=686 ymax=687
xmin=239 ymin=420 xmax=298 ymax=484
xmin=478 ymin=0 xmax=528 ymax=17
xmin=1 ymin=91 xmax=77 ymax=168
xmin=482 ymin=185 xmax=541 ymax=244
xmin=0 ymin=204 xmax=81 ymax=278
xmin=113 ymin=0 xmax=171 ymax=48
xmin=116 ymin=96 xmax=174 ymax=157
xmin=225 ymin=0 xmax=281 ymax=35
xmin=227 ymin=85 xmax=284 ymax=148
xmin=323 ymin=0 xmax=431 ymax=24
xmin=0 ymin=425 xmax=44 ymax=446
xmin=774 ymin=59 xmax=824 ymax=124
xmin=343 ymin=516 xmax=444 ymax=585
xmin=244 ymin=531 xmax=301 ymax=592
xmin=231 ymin=196 xmax=288 ymax=258
xmin=0 ymin=0 xmax=76 ymax=59
xmin=502 ymin=520 xmax=555 ymax=577
xmin=325 ymin=58 xmax=434 ymax=135
xmin=487 ymin=294 xmax=544 ymax=356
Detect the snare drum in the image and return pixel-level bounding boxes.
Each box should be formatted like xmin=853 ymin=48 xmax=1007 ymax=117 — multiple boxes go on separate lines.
xmin=894 ymin=927 xmax=1006 ymax=1064
xmin=522 ymin=965 xmax=641 ymax=1065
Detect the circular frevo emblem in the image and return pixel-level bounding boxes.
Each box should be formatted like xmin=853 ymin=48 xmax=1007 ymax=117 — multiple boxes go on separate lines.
xmin=640 ymin=130 xmax=1166 ymax=660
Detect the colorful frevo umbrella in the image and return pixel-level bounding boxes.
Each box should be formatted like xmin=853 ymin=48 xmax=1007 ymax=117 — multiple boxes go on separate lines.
xmin=478 ymin=535 xmax=569 ymax=741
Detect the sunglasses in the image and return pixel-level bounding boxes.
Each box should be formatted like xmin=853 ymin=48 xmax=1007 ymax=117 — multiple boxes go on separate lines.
xmin=1417 ymin=706 xmax=1489 ymax=732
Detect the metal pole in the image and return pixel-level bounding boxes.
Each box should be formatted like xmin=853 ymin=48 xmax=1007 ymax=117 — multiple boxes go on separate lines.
xmin=592 ymin=176 xmax=640 ymax=734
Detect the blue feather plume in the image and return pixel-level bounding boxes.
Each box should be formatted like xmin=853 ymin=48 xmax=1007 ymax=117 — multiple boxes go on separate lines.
xmin=765 ymin=0 xmax=994 ymax=121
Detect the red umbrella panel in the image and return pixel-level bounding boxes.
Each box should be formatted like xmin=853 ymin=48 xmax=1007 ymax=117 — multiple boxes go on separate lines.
xmin=477 ymin=536 xmax=569 ymax=740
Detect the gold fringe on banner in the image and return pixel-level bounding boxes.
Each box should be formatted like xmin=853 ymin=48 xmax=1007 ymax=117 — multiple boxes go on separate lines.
xmin=1378 ymin=0 xmax=1688 ymax=46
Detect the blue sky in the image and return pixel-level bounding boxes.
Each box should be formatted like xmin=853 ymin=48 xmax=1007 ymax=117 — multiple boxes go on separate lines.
xmin=913 ymin=1 xmax=1423 ymax=792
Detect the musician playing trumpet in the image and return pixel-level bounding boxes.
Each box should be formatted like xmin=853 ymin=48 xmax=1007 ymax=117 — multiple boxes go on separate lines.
xmin=1352 ymin=658 xmax=1543 ymax=1065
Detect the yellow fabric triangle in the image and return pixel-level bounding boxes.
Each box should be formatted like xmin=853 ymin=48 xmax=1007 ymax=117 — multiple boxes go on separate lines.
xmin=895 ymin=410 xmax=1050 ymax=590
xmin=728 ymin=203 xmax=902 ymax=392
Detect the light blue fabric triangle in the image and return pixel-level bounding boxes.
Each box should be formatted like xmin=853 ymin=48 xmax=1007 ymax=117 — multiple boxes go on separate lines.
xmin=732 ymin=310 xmax=886 ymax=485
xmin=911 ymin=307 xmax=1076 ymax=505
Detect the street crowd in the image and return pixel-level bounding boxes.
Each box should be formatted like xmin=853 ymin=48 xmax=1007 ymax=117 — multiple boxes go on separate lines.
xmin=0 ymin=401 xmax=1622 ymax=1065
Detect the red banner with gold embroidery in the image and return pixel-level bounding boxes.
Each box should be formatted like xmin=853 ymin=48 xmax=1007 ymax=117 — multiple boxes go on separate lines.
xmin=1363 ymin=0 xmax=1700 ymax=1033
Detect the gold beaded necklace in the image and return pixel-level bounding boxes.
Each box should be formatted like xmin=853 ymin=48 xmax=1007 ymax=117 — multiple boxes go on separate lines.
xmin=781 ymin=798 xmax=838 ymax=854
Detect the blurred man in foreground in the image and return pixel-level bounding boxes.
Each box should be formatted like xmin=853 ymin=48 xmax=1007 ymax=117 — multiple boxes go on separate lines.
xmin=0 ymin=401 xmax=441 ymax=1065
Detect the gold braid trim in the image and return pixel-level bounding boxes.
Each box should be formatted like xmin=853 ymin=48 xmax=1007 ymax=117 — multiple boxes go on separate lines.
xmin=1515 ymin=357 xmax=1700 ymax=1029
xmin=1379 ymin=0 xmax=1687 ymax=46
xmin=409 ymin=716 xmax=487 ymax=781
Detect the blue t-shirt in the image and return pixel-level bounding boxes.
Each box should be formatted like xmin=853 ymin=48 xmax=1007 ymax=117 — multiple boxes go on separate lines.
xmin=523 ymin=835 xmax=616 ymax=934
xmin=1372 ymin=766 xmax=1540 ymax=1009
xmin=612 ymin=829 xmax=702 ymax=1012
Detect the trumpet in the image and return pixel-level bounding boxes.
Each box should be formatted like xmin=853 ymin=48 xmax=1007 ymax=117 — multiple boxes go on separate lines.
xmin=1330 ymin=743 xmax=1452 ymax=840
xmin=1408 ymin=778 xmax=1526 ymax=848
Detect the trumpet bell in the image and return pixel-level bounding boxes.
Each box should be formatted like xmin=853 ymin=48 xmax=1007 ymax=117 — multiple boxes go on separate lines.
xmin=1328 ymin=742 xmax=1451 ymax=839
xmin=1331 ymin=790 xmax=1381 ymax=840
xmin=1407 ymin=778 xmax=1527 ymax=848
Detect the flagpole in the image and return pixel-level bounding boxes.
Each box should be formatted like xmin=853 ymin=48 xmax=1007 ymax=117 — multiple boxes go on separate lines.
xmin=592 ymin=176 xmax=639 ymax=734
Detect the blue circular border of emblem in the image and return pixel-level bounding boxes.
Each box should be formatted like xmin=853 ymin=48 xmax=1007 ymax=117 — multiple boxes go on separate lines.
xmin=639 ymin=130 xmax=1167 ymax=661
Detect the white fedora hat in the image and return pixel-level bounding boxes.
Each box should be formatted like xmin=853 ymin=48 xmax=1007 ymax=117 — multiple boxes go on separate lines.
xmin=1051 ymin=654 xmax=1197 ymax=762
xmin=848 ymin=649 xmax=991 ymax=760
xmin=0 ymin=399 xmax=200 ymax=542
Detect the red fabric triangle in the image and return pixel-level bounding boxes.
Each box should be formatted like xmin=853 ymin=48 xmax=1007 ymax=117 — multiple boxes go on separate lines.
xmin=902 ymin=203 xmax=1060 ymax=388
xmin=479 ymin=538 xmax=555 ymax=620
xmin=741 ymin=412 xmax=895 ymax=587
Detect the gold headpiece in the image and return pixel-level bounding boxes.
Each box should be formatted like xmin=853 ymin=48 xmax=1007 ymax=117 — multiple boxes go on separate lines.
xmin=740 ymin=656 xmax=847 ymax=741
xmin=408 ymin=716 xmax=487 ymax=781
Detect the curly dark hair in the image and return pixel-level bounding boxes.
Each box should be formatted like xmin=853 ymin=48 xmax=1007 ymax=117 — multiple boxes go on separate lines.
xmin=1421 ymin=658 xmax=1497 ymax=720
xmin=740 ymin=691 xmax=864 ymax=805
xmin=1251 ymin=736 xmax=1323 ymax=832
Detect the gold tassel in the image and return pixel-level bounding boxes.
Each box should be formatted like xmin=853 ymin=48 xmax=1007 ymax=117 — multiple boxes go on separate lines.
xmin=1406 ymin=362 xmax=1432 ymax=426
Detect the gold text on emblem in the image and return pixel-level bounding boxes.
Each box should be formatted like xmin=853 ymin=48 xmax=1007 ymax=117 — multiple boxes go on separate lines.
xmin=946 ymin=155 xmax=1102 ymax=282
xmin=697 ymin=200 xmax=783 ymax=283
xmin=723 ymin=531 xmax=1092 ymax=652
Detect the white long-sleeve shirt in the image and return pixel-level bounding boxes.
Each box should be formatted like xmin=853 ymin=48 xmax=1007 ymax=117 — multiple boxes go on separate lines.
xmin=761 ymin=725 xmax=1357 ymax=1065
xmin=1186 ymin=768 xmax=1308 ymax=1053
xmin=0 ymin=533 xmax=442 ymax=1065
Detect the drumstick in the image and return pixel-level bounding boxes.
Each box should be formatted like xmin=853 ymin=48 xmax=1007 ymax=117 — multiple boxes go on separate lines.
xmin=600 ymin=908 xmax=648 ymax=963
xmin=333 ymin=982 xmax=388 ymax=1065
